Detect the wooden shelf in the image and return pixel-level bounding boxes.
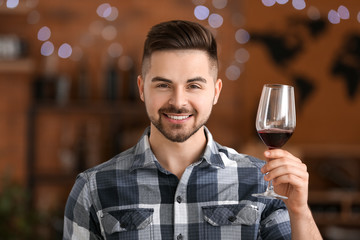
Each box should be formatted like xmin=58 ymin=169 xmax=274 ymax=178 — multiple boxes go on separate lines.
xmin=309 ymin=190 xmax=360 ymax=226
xmin=32 ymin=101 xmax=146 ymax=117
xmin=0 ymin=59 xmax=34 ymax=73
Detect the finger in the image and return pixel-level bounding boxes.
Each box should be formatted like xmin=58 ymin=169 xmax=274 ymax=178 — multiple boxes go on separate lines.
xmin=264 ymin=163 xmax=308 ymax=182
xmin=262 ymin=158 xmax=307 ymax=174
xmin=272 ymin=172 xmax=309 ymax=188
xmin=264 ymin=149 xmax=301 ymax=163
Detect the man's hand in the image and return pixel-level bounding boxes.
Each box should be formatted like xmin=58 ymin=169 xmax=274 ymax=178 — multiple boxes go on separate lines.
xmin=261 ymin=149 xmax=309 ymax=214
xmin=261 ymin=149 xmax=323 ymax=239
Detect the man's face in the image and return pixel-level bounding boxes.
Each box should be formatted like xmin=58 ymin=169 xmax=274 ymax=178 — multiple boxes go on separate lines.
xmin=138 ymin=50 xmax=222 ymax=142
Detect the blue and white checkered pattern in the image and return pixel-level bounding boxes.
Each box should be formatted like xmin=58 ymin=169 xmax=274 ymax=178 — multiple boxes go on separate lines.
xmin=63 ymin=127 xmax=291 ymax=239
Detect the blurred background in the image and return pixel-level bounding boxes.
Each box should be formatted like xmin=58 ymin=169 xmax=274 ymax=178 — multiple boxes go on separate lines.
xmin=0 ymin=0 xmax=360 ymax=239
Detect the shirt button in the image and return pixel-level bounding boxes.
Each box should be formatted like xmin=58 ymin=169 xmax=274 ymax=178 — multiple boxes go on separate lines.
xmin=120 ymin=222 xmax=128 ymax=228
xmin=228 ymin=216 xmax=237 ymax=222
xmin=176 ymin=195 xmax=182 ymax=203
xmin=177 ymin=234 xmax=183 ymax=240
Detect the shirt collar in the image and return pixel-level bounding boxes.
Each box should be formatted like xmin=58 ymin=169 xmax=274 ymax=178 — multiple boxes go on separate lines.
xmin=130 ymin=126 xmax=225 ymax=172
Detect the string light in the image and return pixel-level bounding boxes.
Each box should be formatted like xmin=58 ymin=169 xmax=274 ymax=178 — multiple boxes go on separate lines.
xmin=276 ymin=0 xmax=289 ymax=5
xmin=328 ymin=10 xmax=340 ymax=24
xmin=6 ymin=0 xmax=19 ymax=9
xmin=262 ymin=0 xmax=276 ymax=7
xmin=307 ymin=6 xmax=320 ymax=20
xmin=292 ymin=0 xmax=306 ymax=10
xmin=96 ymin=3 xmax=111 ymax=18
xmin=58 ymin=43 xmax=72 ymax=59
xmin=194 ymin=5 xmax=210 ymax=20
xmin=208 ymin=13 xmax=223 ymax=28
xmin=337 ymin=5 xmax=350 ymax=20
xmin=40 ymin=41 xmax=54 ymax=56
xmin=235 ymin=48 xmax=250 ymax=63
xmin=235 ymin=29 xmax=250 ymax=44
xmin=225 ymin=65 xmax=241 ymax=81
xmin=212 ymin=0 xmax=227 ymax=9
xmin=37 ymin=26 xmax=51 ymax=41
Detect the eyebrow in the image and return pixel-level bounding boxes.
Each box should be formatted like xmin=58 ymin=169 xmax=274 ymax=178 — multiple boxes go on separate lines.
xmin=151 ymin=76 xmax=207 ymax=84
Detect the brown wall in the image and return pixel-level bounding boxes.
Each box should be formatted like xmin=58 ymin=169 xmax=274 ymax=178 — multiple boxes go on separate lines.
xmin=1 ymin=0 xmax=360 ymax=237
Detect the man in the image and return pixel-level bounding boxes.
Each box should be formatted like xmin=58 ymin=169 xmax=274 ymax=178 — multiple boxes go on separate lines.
xmin=63 ymin=20 xmax=322 ymax=239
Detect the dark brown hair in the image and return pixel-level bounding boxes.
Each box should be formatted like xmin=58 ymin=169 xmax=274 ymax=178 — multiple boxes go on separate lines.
xmin=141 ymin=20 xmax=218 ymax=76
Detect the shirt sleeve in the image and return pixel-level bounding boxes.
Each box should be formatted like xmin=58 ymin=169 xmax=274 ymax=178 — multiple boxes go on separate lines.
xmin=259 ymin=199 xmax=292 ymax=239
xmin=63 ymin=173 xmax=103 ymax=240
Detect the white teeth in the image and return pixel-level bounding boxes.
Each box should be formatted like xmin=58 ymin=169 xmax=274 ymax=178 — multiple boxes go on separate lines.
xmin=167 ymin=115 xmax=190 ymax=120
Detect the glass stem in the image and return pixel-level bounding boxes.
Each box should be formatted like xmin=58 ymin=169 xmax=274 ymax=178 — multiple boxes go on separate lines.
xmin=266 ymin=147 xmax=275 ymax=192
xmin=267 ymin=180 xmax=274 ymax=191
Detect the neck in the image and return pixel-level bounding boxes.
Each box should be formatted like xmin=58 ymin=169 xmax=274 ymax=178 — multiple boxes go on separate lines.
xmin=149 ymin=125 xmax=207 ymax=179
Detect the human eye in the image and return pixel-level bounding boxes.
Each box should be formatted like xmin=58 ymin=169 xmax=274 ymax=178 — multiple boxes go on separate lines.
xmin=156 ymin=83 xmax=170 ymax=89
xmin=187 ymin=83 xmax=202 ymax=89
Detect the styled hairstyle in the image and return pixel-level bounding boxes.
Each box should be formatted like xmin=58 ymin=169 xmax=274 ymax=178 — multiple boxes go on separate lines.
xmin=141 ymin=20 xmax=218 ymax=77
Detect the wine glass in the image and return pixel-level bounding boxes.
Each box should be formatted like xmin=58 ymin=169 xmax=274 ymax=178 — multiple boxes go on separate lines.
xmin=252 ymin=84 xmax=296 ymax=199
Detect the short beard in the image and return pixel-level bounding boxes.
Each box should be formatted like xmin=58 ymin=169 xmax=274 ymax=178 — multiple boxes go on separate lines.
xmin=149 ymin=106 xmax=208 ymax=143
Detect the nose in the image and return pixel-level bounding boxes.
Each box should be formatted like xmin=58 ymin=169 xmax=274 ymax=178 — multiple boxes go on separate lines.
xmin=168 ymin=87 xmax=187 ymax=108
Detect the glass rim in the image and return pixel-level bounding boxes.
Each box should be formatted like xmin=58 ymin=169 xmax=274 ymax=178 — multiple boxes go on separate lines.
xmin=264 ymin=84 xmax=294 ymax=89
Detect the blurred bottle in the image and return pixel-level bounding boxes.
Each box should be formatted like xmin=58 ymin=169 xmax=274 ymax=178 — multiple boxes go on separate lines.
xmin=128 ymin=63 xmax=138 ymax=102
xmin=0 ymin=35 xmax=28 ymax=60
xmin=105 ymin=59 xmax=121 ymax=102
xmin=76 ymin=59 xmax=90 ymax=102
xmin=56 ymin=74 xmax=70 ymax=106
xmin=33 ymin=55 xmax=59 ymax=103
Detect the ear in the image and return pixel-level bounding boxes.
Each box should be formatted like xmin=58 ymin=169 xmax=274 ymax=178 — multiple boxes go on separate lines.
xmin=213 ymin=78 xmax=222 ymax=105
xmin=137 ymin=75 xmax=145 ymax=102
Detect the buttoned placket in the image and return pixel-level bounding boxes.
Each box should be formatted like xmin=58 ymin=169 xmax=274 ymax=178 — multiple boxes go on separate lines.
xmin=173 ymin=164 xmax=194 ymax=240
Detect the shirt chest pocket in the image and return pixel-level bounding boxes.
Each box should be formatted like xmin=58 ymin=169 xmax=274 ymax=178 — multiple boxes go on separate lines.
xmin=202 ymin=204 xmax=260 ymax=240
xmin=100 ymin=208 xmax=154 ymax=240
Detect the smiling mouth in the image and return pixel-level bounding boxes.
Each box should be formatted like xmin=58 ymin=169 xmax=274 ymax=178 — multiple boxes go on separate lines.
xmin=164 ymin=114 xmax=192 ymax=120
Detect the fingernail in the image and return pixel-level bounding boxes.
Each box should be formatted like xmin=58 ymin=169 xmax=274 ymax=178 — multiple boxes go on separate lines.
xmin=265 ymin=151 xmax=270 ymax=157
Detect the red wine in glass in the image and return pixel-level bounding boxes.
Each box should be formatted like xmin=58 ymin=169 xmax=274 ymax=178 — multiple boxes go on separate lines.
xmin=252 ymin=84 xmax=296 ymax=199
xmin=257 ymin=128 xmax=293 ymax=149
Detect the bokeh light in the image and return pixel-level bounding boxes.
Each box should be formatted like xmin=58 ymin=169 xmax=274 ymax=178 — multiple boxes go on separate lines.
xmin=328 ymin=10 xmax=340 ymax=24
xmin=235 ymin=48 xmax=250 ymax=63
xmin=225 ymin=65 xmax=241 ymax=81
xmin=105 ymin=7 xmax=118 ymax=21
xmin=208 ymin=13 xmax=223 ymax=28
xmin=357 ymin=12 xmax=360 ymax=23
xmin=212 ymin=0 xmax=227 ymax=9
xmin=262 ymin=0 xmax=276 ymax=7
xmin=96 ymin=3 xmax=111 ymax=18
xmin=338 ymin=5 xmax=350 ymax=20
xmin=6 ymin=0 xmax=19 ymax=9
xmin=37 ymin=26 xmax=51 ymax=41
xmin=40 ymin=41 xmax=54 ymax=56
xmin=292 ymin=0 xmax=306 ymax=10
xmin=276 ymin=0 xmax=288 ymax=5
xmin=307 ymin=6 xmax=321 ymax=20
xmin=235 ymin=29 xmax=250 ymax=44
xmin=194 ymin=5 xmax=210 ymax=20
xmin=58 ymin=43 xmax=72 ymax=59
xmin=107 ymin=42 xmax=123 ymax=58
xmin=101 ymin=25 xmax=117 ymax=41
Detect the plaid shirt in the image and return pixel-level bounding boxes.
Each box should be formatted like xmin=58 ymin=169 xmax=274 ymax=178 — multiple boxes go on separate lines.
xmin=63 ymin=127 xmax=291 ymax=240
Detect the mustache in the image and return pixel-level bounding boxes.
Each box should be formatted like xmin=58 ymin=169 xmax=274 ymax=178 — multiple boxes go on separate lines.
xmin=159 ymin=106 xmax=192 ymax=114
